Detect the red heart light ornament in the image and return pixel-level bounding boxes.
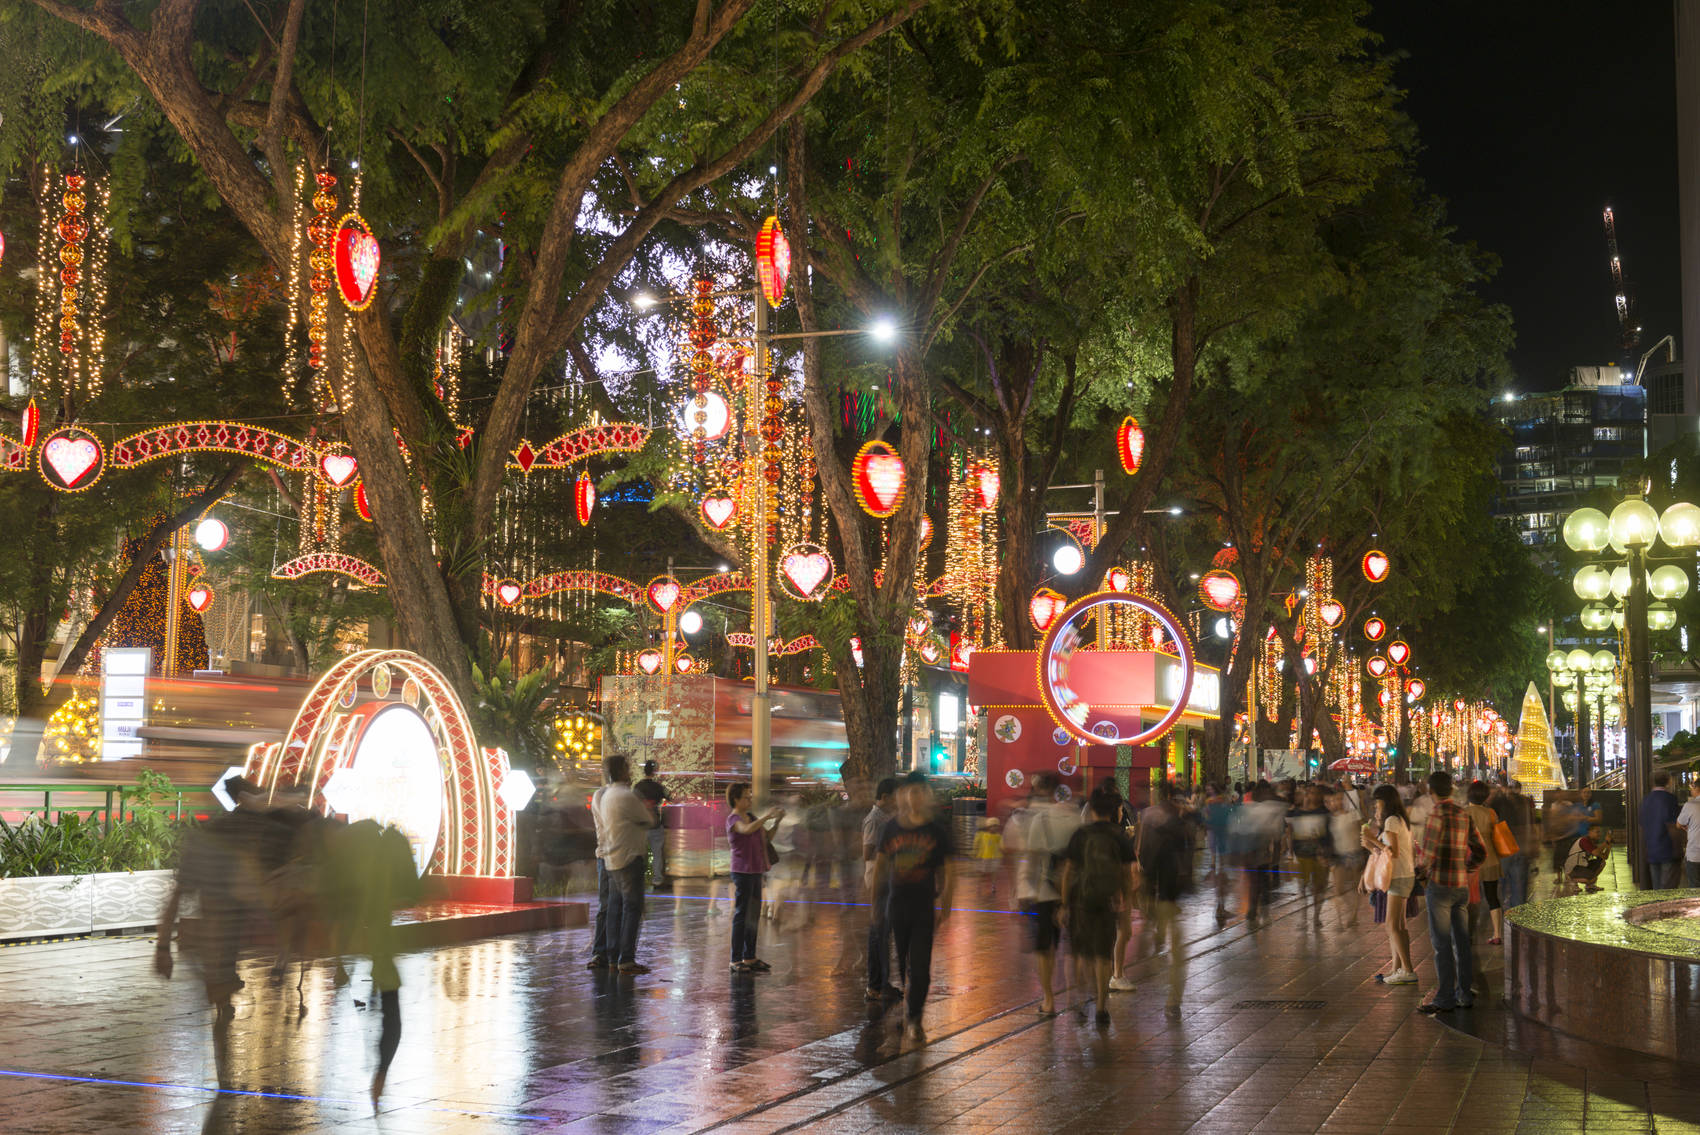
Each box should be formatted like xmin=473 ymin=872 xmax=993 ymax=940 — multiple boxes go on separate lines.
xmin=674 ymin=654 xmax=694 ymax=674
xmin=1198 ymin=569 xmax=1240 ymax=612
xmin=1407 ymin=678 xmax=1426 ymax=699
xmin=1363 ymin=616 xmax=1385 ymax=641
xmin=575 ymin=471 xmax=596 ymax=526
xmin=39 ymin=429 xmax=104 ymax=491
xmin=647 ymin=577 xmax=682 ymax=614
xmin=779 ymin=545 xmax=833 ymax=601
xmin=1362 ymin=549 xmax=1391 ymax=583
xmin=495 ymin=579 xmax=523 ymax=607
xmin=1366 ymin=655 xmax=1390 ymax=678
xmin=919 ymin=516 xmax=933 ymax=547
xmin=1387 ymin=640 xmax=1411 ymax=666
xmin=701 ymin=495 xmax=737 ymax=530
xmin=186 ymin=586 xmax=213 ymax=613
xmin=354 ymin=482 xmax=373 ymax=521
xmin=334 ymin=213 xmax=380 ymax=311
xmin=971 ymin=464 xmax=1000 ymax=510
xmin=851 ymin=440 xmax=905 ymax=517
xmin=917 ymin=639 xmax=943 ymax=665
xmin=951 ymin=640 xmax=973 ymax=672
xmin=1116 ymin=415 xmax=1145 ymax=476
xmin=755 ymin=216 xmax=791 ymax=307
xmin=908 ymin=613 xmax=931 ymax=638
xmin=20 ymin=399 xmax=38 ymax=448
xmin=1029 ymin=587 xmax=1067 ymax=632
xmin=1318 ymin=600 xmax=1344 ymax=627
xmin=320 ymin=453 xmax=359 ymax=487
xmin=1378 ymin=688 xmax=1393 ymax=708
xmin=1105 ymin=567 xmax=1132 ymax=593
xmin=636 ymin=650 xmax=663 ymax=675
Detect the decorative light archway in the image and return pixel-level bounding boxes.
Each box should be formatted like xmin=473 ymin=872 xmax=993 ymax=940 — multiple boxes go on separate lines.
xmin=1037 ymin=591 xmax=1196 ymax=746
xmin=244 ymin=649 xmax=517 ymax=878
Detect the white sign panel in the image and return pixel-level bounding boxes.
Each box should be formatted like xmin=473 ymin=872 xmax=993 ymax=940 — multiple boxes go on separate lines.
xmin=101 ymin=647 xmax=151 ymax=760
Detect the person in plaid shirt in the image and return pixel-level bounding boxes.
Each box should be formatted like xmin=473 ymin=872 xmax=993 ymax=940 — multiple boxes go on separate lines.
xmin=1414 ymin=770 xmax=1485 ymax=1014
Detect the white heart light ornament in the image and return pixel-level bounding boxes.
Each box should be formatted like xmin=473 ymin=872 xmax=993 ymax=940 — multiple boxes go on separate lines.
xmin=1366 ymin=655 xmax=1390 ymax=678
xmin=908 ymin=613 xmax=931 ymax=638
xmin=1361 ymin=549 xmax=1390 ymax=583
xmin=971 ymin=464 xmax=1000 ymax=510
xmin=647 ymin=577 xmax=683 ymax=614
xmin=852 ymin=440 xmax=906 ymax=517
xmin=1363 ymin=616 xmax=1386 ymax=641
xmin=186 ymin=585 xmax=214 ymax=613
xmin=1105 ymin=567 xmax=1132 ymax=593
xmin=674 ymin=653 xmax=694 ymax=674
xmin=1387 ymin=640 xmax=1410 ymax=666
xmin=1198 ymin=570 xmax=1240 ymax=612
xmin=1406 ymin=678 xmax=1425 ymax=699
xmin=495 ymin=579 xmax=523 ymax=606
xmin=779 ymin=545 xmax=833 ymax=600
xmin=636 ymin=649 xmax=664 ymax=675
xmin=41 ymin=430 xmax=104 ymax=490
xmin=1318 ymin=600 xmax=1344 ymax=627
xmin=1029 ymin=587 xmax=1067 ymax=631
xmin=701 ymin=495 xmax=737 ymax=530
xmin=320 ymin=453 xmax=359 ymax=487
xmin=917 ymin=639 xmax=943 ymax=665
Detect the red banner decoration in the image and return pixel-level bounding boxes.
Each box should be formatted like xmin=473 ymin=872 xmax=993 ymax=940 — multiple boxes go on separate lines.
xmin=334 ymin=213 xmax=380 ymax=311
xmin=519 ymin=570 xmax=644 ymax=605
xmin=575 ymin=471 xmax=596 ymax=526
xmin=1362 ymin=549 xmax=1391 ymax=583
xmin=755 ymin=216 xmax=791 ymax=307
xmin=1116 ymin=415 xmax=1145 ymax=476
xmin=852 ymin=439 xmax=905 ymax=517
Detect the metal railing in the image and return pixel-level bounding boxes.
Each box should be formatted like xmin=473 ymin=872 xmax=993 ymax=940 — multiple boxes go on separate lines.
xmin=0 ymin=783 xmax=215 ymax=834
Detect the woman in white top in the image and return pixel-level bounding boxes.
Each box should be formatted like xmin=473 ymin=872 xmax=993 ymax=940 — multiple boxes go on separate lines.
xmin=1362 ymin=784 xmax=1416 ymax=985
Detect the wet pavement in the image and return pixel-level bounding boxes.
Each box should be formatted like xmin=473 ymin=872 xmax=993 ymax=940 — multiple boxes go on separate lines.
xmin=0 ymin=856 xmax=1696 ymax=1134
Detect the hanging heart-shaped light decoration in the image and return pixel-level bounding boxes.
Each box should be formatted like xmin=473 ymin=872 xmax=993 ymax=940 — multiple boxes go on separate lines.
xmin=495 ymin=579 xmax=523 ymax=607
xmin=1029 ymin=588 xmax=1067 ymax=632
xmin=851 ymin=440 xmax=905 ymax=517
xmin=1198 ymin=569 xmax=1240 ymax=612
xmin=850 ymin=636 xmax=864 ymax=668
xmin=575 ymin=471 xmax=596 ymax=526
xmin=354 ymin=482 xmax=373 ymax=521
xmin=755 ymin=216 xmax=791 ymax=307
xmin=1406 ymin=678 xmax=1426 ymax=699
xmin=1105 ymin=567 xmax=1132 ymax=593
xmin=908 ymin=613 xmax=931 ymax=638
xmin=1387 ymin=640 xmax=1411 ymax=666
xmin=778 ymin=543 xmax=834 ymax=601
xmin=647 ymin=577 xmax=682 ymax=615
xmin=1363 ymin=616 xmax=1385 ymax=641
xmin=320 ymin=453 xmax=359 ymax=488
xmin=701 ymin=495 xmax=736 ymax=530
xmin=917 ymin=638 xmax=944 ymax=665
xmin=674 ymin=653 xmax=694 ymax=674
xmin=636 ymin=649 xmax=664 ymax=675
xmin=20 ymin=399 xmax=38 ymax=449
xmin=919 ymin=515 xmax=933 ymax=547
xmin=39 ymin=428 xmax=105 ymax=491
xmin=1116 ymin=415 xmax=1145 ymax=476
xmin=1366 ymin=656 xmax=1390 ymax=678
xmin=971 ymin=463 xmax=1000 ymax=511
xmin=1378 ymin=687 xmax=1393 ymax=708
xmin=950 ymin=639 xmax=973 ymax=671
xmin=334 ymin=212 xmax=380 ymax=311
xmin=1362 ymin=549 xmax=1390 ymax=583
xmin=186 ymin=585 xmax=214 ymax=613
xmin=1318 ymin=599 xmax=1344 ymax=627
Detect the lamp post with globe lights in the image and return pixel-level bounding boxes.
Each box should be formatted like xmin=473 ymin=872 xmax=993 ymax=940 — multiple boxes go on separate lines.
xmin=1562 ymin=497 xmax=1700 ymax=887
xmin=1545 ymin=648 xmax=1622 ymax=788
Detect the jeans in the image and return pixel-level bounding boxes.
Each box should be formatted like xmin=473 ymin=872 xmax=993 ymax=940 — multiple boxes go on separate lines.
xmin=867 ymin=881 xmax=893 ymax=991
xmin=889 ymin=896 xmax=936 ymax=1024
xmin=606 ymin=860 xmax=646 ymax=964
xmin=731 ymin=872 xmax=762 ymax=963
xmin=591 ymin=859 xmax=610 ymax=958
xmin=1424 ymin=882 xmax=1473 ymax=1009
xmin=648 ymin=826 xmax=667 ymax=882
xmin=1500 ymin=854 xmax=1529 ymax=910
xmin=1647 ymin=859 xmax=1681 ymax=890
xmin=1686 ymin=860 xmax=1700 ymax=888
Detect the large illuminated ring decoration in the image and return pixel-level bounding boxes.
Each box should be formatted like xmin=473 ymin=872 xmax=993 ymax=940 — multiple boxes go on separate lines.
xmin=1037 ymin=591 xmax=1195 ymax=746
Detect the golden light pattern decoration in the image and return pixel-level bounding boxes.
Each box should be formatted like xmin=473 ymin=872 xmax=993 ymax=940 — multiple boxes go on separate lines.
xmin=271 ymin=552 xmax=385 ymax=587
xmin=755 ymin=216 xmax=791 ymax=307
xmin=552 ymin=711 xmax=602 ymax=773
xmin=32 ymin=168 xmax=111 ymax=400
xmin=334 ymin=208 xmax=380 ymax=311
xmin=43 ymin=686 xmax=101 ymax=764
xmin=305 ymin=169 xmax=338 ymax=373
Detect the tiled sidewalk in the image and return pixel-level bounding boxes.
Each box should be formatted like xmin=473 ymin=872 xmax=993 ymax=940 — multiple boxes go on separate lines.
xmin=0 ymin=860 xmax=1692 ymax=1133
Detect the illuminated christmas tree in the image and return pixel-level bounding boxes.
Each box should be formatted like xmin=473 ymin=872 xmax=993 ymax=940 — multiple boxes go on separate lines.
xmin=1511 ymin=681 xmax=1564 ymax=795
xmin=102 ymin=530 xmax=209 ymax=675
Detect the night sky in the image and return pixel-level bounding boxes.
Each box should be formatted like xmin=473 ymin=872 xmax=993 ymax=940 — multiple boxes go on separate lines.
xmin=1370 ymin=0 xmax=1681 ymax=391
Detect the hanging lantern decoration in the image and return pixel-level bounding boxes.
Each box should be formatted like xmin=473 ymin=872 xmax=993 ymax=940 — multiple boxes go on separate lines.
xmin=1029 ymin=587 xmax=1067 ymax=632
xmin=851 ymin=440 xmax=906 ymax=517
xmin=777 ymin=543 xmax=834 ymax=602
xmin=686 ymin=277 xmax=718 ymax=464
xmin=20 ymin=399 xmax=38 ymax=449
xmin=334 ymin=212 xmax=380 ymax=311
xmin=1361 ymin=549 xmax=1391 ymax=583
xmin=1387 ymin=640 xmax=1411 ymax=666
xmin=1407 ymin=678 xmax=1426 ymax=700
xmin=1198 ymin=569 xmax=1241 ymax=612
xmin=1363 ymin=615 xmax=1385 ymax=641
xmin=701 ymin=494 xmax=737 ymax=531
xmin=1115 ymin=415 xmax=1145 ymax=476
xmin=575 ymin=471 xmax=596 ymax=526
xmin=306 ymin=170 xmax=338 ymax=370
xmin=1318 ymin=599 xmax=1344 ymax=628
xmin=186 ymin=585 xmax=214 ymax=613
xmin=1366 ymin=656 xmax=1390 ymax=678
xmin=56 ymin=173 xmax=89 ymax=356
xmin=970 ymin=463 xmax=999 ymax=511
xmin=1105 ymin=567 xmax=1132 ymax=593
xmin=755 ymin=217 xmax=791 ymax=307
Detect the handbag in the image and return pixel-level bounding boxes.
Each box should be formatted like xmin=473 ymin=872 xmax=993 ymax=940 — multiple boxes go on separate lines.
xmin=1492 ymin=819 xmax=1519 ymax=857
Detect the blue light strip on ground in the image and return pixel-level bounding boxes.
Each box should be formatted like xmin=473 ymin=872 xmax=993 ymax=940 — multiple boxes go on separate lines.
xmin=0 ymin=1068 xmax=551 ymax=1121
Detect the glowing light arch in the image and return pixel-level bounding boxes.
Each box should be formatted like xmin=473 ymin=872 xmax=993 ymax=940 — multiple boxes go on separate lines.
xmin=509 ymin=423 xmax=650 ymax=472
xmin=244 ymin=649 xmax=515 ymax=878
xmin=272 ymin=552 xmax=386 ymax=587
xmin=111 ymin=422 xmax=321 ymax=472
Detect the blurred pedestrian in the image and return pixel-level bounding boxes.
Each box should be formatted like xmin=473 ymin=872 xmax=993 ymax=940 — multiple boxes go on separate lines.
xmin=1060 ymin=785 xmax=1136 ymax=1026
xmin=1136 ymin=781 xmax=1191 ymax=1016
xmin=1327 ymin=786 xmax=1363 ymax=930
xmin=863 ymin=777 xmax=901 ymax=1001
xmin=1004 ymin=772 xmax=1078 ymax=1015
xmin=726 ymin=782 xmax=783 ymax=974
xmin=1287 ymin=783 xmax=1330 ymax=928
xmin=634 ymin=760 xmax=671 ymax=888
xmin=871 ymin=780 xmax=956 ymax=1044
xmin=1640 ymin=771 xmax=1683 ymax=889
xmin=1464 ymin=781 xmax=1503 ymax=944
xmin=1678 ymin=788 xmax=1700 ymax=887
xmin=594 ymin=753 xmax=657 ymax=975
xmin=1492 ymin=780 xmax=1537 ymax=909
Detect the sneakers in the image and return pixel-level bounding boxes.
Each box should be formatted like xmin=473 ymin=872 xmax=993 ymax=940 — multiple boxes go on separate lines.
xmin=1382 ymin=970 xmax=1418 ymax=985
xmin=586 ymin=955 xmax=610 ymax=970
xmin=617 ymin=962 xmax=651 ymax=975
xmin=1108 ymin=976 xmax=1137 ymax=992
xmin=745 ymin=959 xmax=772 ymax=973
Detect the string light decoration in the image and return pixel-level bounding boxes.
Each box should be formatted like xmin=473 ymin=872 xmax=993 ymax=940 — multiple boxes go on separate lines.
xmin=434 ymin=324 xmax=463 ymax=418
xmin=102 ymin=527 xmax=210 ymax=675
xmin=1303 ymin=553 xmax=1335 ymax=647
xmin=43 ymin=686 xmax=101 ymax=764
xmin=758 ymin=349 xmax=783 ymax=545
xmin=284 ymin=163 xmax=306 ymax=402
xmin=305 ymin=169 xmax=338 ymax=376
xmin=31 ymin=169 xmax=111 ymax=401
xmin=686 ymin=276 xmax=718 ymax=466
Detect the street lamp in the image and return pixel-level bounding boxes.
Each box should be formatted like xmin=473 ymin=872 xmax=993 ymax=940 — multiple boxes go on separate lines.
xmin=1546 ymin=647 xmax=1619 ymax=789
xmin=1563 ymin=494 xmax=1699 ymax=887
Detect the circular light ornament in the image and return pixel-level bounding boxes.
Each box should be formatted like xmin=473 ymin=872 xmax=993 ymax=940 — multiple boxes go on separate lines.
xmin=1038 ymin=591 xmax=1195 ymax=746
xmin=1660 ymin=502 xmax=1700 ymax=548
xmin=1648 ymin=602 xmax=1679 ymax=632
xmin=1318 ymin=600 xmax=1345 ymax=628
xmin=333 ymin=212 xmax=380 ymax=311
xmin=777 ymin=542 xmax=834 ymax=601
xmin=1562 ymin=690 xmax=1580 ymax=711
xmin=1607 ymin=498 xmax=1660 ymax=553
xmin=1361 ymin=550 xmax=1391 ymax=583
xmin=755 ymin=216 xmax=791 ymax=307
xmin=1407 ymin=678 xmax=1426 ymax=700
xmin=679 ymin=609 xmax=704 ymax=635
xmin=494 ymin=579 xmax=523 ymax=607
xmin=1573 ymin=564 xmax=1611 ymax=601
xmin=38 ymin=427 xmax=106 ymax=492
xmin=1363 ymin=616 xmax=1386 ymax=641
xmin=1567 ymin=648 xmax=1594 ymax=672
xmin=1366 ymin=656 xmax=1390 ymax=678
xmin=1386 ymin=640 xmax=1411 ymax=666
xmin=1545 ymin=649 xmax=1568 ymax=672
xmin=1591 ymin=649 xmax=1616 ymax=672
xmin=1580 ymin=604 xmax=1614 ymax=632
xmin=1052 ymin=541 xmax=1084 ymax=576
xmin=1552 ymin=669 xmax=1575 ymax=688
xmin=194 ymin=517 xmax=229 ymax=552
xmin=1609 ymin=566 xmax=1650 ymax=600
xmin=322 ymin=702 xmax=442 ymax=874
xmin=677 ymin=389 xmax=731 ymax=442
xmin=1115 ymin=415 xmax=1145 ymax=476
xmin=1562 ymin=507 xmax=1610 ymax=552
xmin=1198 ymin=569 xmax=1241 ymax=612
xmin=1650 ymin=564 xmax=1690 ymax=601
xmin=851 ymin=440 xmax=906 ymax=517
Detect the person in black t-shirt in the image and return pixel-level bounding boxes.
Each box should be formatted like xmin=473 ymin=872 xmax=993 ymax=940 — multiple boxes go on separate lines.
xmin=871 ymin=780 xmax=956 ymax=1044
xmin=1061 ymin=786 xmax=1137 ymax=1026
xmin=633 ymin=760 xmax=671 ymax=887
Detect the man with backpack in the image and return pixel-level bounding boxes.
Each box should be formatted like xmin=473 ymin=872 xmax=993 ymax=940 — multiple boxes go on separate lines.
xmin=1137 ymin=781 xmax=1192 ymax=1016
xmin=1060 ymin=785 xmax=1138 ymax=1026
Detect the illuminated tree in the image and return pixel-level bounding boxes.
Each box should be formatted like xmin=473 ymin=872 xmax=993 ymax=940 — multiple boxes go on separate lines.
xmin=101 ymin=530 xmax=210 ymax=676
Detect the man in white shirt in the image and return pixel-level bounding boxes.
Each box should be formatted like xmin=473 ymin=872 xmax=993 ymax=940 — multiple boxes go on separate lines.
xmin=1004 ymin=773 xmax=1081 ymax=1013
xmin=1678 ymin=792 xmax=1700 ymax=888
xmin=593 ymin=753 xmax=656 ymax=975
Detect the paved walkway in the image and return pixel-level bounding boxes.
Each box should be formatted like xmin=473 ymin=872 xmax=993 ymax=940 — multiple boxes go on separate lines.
xmin=0 ymin=856 xmax=1693 ymax=1134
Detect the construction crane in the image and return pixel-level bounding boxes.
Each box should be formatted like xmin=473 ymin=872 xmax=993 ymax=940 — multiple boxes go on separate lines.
xmin=1603 ymin=205 xmax=1642 ymax=355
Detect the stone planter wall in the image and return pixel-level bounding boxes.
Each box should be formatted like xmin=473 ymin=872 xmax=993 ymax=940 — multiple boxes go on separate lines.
xmin=0 ymin=869 xmax=174 ymax=941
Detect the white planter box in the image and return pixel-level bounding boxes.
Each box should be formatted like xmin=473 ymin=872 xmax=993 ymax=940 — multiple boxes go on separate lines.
xmin=0 ymin=869 xmax=174 ymax=940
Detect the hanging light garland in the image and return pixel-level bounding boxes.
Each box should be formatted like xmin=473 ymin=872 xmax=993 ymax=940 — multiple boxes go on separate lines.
xmin=31 ymin=169 xmax=111 ymax=403
xmin=305 ymin=170 xmax=338 ymax=377
xmin=687 ymin=276 xmax=717 ymax=467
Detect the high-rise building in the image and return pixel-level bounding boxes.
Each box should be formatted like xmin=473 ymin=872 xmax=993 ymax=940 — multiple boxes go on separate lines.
xmin=1678 ymin=1 xmax=1700 ymax=416
xmin=1491 ymin=367 xmax=1647 ymax=556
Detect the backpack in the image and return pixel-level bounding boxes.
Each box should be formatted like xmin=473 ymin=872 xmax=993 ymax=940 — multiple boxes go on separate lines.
xmin=1077 ymin=825 xmax=1126 ymax=907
